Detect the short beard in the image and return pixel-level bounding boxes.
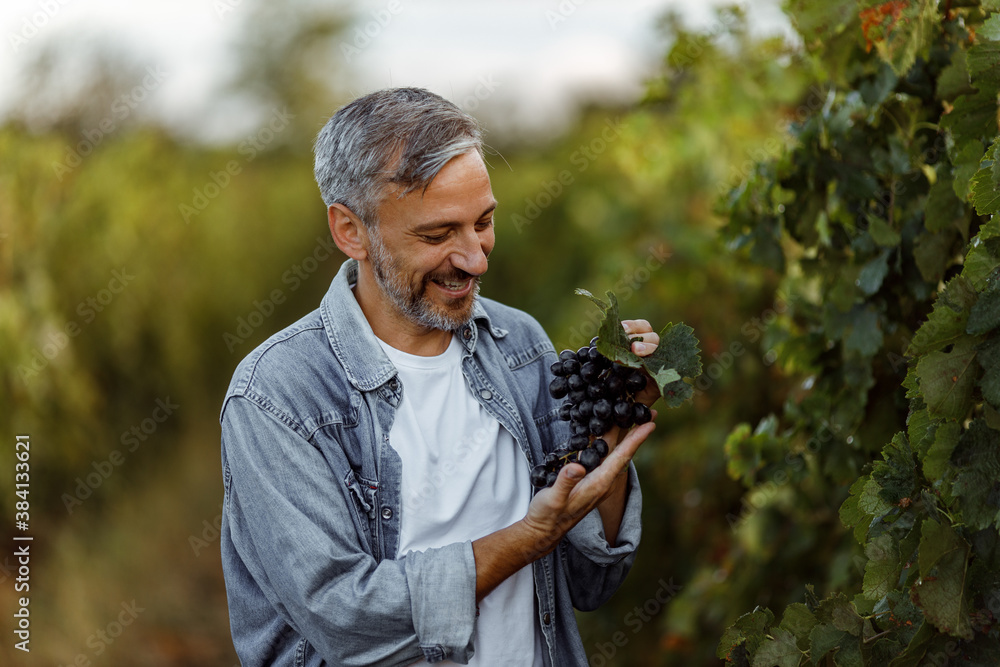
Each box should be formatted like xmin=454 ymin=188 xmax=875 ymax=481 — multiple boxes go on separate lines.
xmin=366 ymin=226 xmax=479 ymax=331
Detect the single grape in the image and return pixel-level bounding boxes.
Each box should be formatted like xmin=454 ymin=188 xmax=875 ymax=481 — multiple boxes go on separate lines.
xmin=633 ymin=403 xmax=652 ymax=425
xmin=576 ymin=346 xmax=590 ymax=359
xmin=591 ymin=438 xmax=609 ymax=457
xmin=571 ymin=421 xmax=590 ymax=436
xmin=549 ymin=376 xmax=568 ymax=399
xmin=593 ymin=399 xmax=613 ymax=420
xmin=577 ymin=448 xmax=602 ymax=472
xmin=559 ymin=349 xmax=576 ymax=362
xmin=579 ymin=361 xmax=599 ymax=383
xmin=550 ymin=360 xmax=568 ymax=376
xmin=530 ymin=466 xmax=549 ymax=488
xmin=562 ymin=359 xmax=581 ymax=376
xmin=577 ymin=399 xmax=594 ymax=418
xmin=545 ymin=470 xmax=559 ymax=487
xmin=626 ymin=370 xmax=647 ymax=393
xmin=569 ymin=434 xmax=590 ymax=450
xmin=559 ymin=403 xmax=572 ymax=421
xmin=590 ymin=336 xmax=600 ymax=346
xmin=613 ymin=400 xmax=633 ymax=428
xmin=587 ymin=346 xmax=603 ymax=363
xmin=568 ymin=389 xmax=588 ymax=404
xmin=586 ymin=383 xmax=605 ymax=400
xmin=589 ymin=415 xmax=609 ymax=436
xmin=568 ymin=374 xmax=586 ymax=392
xmin=605 ymin=374 xmax=624 ymax=397
xmin=544 ymin=452 xmax=559 ymax=466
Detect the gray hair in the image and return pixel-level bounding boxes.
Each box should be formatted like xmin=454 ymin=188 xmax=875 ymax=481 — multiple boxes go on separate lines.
xmin=313 ymin=87 xmax=483 ymax=228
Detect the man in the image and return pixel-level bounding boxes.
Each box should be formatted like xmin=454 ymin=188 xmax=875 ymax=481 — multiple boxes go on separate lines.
xmin=220 ymin=87 xmax=662 ymax=666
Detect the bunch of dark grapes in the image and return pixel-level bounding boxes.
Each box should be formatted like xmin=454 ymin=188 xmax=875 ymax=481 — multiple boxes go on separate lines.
xmin=530 ymin=337 xmax=652 ymax=488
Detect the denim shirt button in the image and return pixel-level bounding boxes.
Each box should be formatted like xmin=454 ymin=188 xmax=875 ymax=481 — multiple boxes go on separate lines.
xmin=479 ymin=389 xmax=492 ymax=401
xmin=388 ymin=378 xmax=399 ymax=391
xmin=462 ymin=327 xmax=472 ymax=341
xmin=542 ymin=612 xmax=551 ymax=625
xmin=381 ymin=507 xmax=393 ymax=520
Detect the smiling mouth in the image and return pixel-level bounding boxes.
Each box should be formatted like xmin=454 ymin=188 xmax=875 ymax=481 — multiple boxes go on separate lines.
xmin=430 ymin=276 xmax=476 ymax=298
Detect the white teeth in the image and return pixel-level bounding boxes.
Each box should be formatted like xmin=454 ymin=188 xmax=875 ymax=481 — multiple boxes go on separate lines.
xmin=439 ymin=280 xmax=468 ymax=290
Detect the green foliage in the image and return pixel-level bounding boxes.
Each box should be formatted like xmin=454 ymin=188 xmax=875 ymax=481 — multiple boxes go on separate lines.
xmin=717 ymin=0 xmax=1000 ymax=664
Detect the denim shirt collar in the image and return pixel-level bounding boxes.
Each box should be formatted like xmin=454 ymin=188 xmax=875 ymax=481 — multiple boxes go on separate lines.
xmin=319 ymin=259 xmax=506 ymax=392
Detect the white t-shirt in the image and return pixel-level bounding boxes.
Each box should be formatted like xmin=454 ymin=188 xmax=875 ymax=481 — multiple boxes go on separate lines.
xmin=376 ymin=334 xmax=544 ymax=666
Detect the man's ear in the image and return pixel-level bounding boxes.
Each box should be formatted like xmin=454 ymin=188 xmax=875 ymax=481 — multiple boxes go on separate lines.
xmin=328 ymin=203 xmax=368 ymax=261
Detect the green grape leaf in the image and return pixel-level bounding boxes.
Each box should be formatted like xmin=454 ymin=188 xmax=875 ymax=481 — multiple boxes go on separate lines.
xmin=783 ymin=0 xmax=855 ymax=44
xmin=831 ymin=637 xmax=863 ymax=667
xmin=859 ymin=478 xmax=893 ymax=517
xmin=863 ymin=533 xmax=901 ymax=600
xmin=915 ymin=336 xmax=980 ymax=420
xmin=936 ymin=48 xmax=973 ymax=100
xmin=809 ymin=623 xmax=849 ymax=664
xmin=953 ymin=141 xmax=986 ymax=199
xmin=840 ymin=476 xmax=871 ymax=543
xmin=907 ymin=408 xmax=934 ymax=456
xmin=978 ymin=336 xmax=1000 ymax=408
xmin=751 ymin=628 xmax=802 ymax=667
xmin=887 ymin=620 xmax=936 ymax=667
xmin=718 ymin=607 xmax=775 ymax=660
xmin=967 ymin=284 xmax=1000 ymax=336
xmin=950 ymin=419 xmax=1000 ymax=531
xmin=985 ymin=403 xmax=1000 ymax=430
xmin=981 ymin=14 xmax=1000 ymax=41
xmin=911 ymin=519 xmax=973 ymax=640
xmin=923 ymin=421 xmax=961 ymax=482
xmin=966 ymin=41 xmax=1000 ymax=89
xmin=575 ymin=289 xmax=702 ymax=407
xmin=962 ymin=217 xmax=1000 ymax=290
xmin=970 ymin=139 xmax=1000 ymax=216
xmin=817 ymin=593 xmax=863 ymax=636
xmin=642 ymin=322 xmax=703 ymax=407
xmin=907 ymin=276 xmax=977 ymax=356
xmin=866 ymin=0 xmax=939 ymax=76
xmin=778 ymin=603 xmax=817 ymax=650
xmin=575 ymin=289 xmax=641 ymax=366
xmin=942 ymin=91 xmax=999 ymax=155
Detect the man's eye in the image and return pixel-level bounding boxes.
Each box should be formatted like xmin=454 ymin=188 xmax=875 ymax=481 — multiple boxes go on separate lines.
xmin=422 ymin=234 xmax=448 ymax=243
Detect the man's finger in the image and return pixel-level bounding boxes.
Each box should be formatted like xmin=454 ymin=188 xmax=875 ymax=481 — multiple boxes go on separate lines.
xmin=549 ymin=462 xmax=586 ymax=505
xmin=622 ymin=319 xmax=653 ymax=335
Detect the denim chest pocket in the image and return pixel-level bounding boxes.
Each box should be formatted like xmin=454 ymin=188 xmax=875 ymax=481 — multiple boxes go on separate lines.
xmin=343 ymin=470 xmax=379 ymax=555
xmin=502 ymin=340 xmax=554 ymax=371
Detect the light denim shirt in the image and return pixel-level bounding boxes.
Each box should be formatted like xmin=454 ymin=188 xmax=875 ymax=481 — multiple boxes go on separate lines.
xmin=220 ymin=259 xmax=642 ymax=666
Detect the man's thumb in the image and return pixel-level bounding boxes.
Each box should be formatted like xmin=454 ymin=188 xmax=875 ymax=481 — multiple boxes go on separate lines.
xmin=557 ymin=463 xmax=585 ymax=491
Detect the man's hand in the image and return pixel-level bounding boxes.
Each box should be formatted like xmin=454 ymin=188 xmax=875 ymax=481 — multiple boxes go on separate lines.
xmin=622 ymin=319 xmax=662 ymax=407
xmin=520 ymin=418 xmax=656 ymax=557
xmin=472 ymin=323 xmax=665 ymax=600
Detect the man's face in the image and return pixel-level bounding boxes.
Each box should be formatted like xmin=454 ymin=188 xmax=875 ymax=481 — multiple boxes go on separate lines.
xmin=364 ymin=150 xmax=497 ymax=331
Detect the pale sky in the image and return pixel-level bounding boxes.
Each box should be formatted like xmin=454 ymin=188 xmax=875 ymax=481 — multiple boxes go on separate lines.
xmin=0 ymin=0 xmax=792 ymax=142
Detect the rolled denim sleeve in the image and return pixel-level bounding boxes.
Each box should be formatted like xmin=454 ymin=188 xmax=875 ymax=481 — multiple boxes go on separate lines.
xmin=561 ymin=463 xmax=642 ymax=611
xmin=221 ymin=396 xmax=478 ymax=666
